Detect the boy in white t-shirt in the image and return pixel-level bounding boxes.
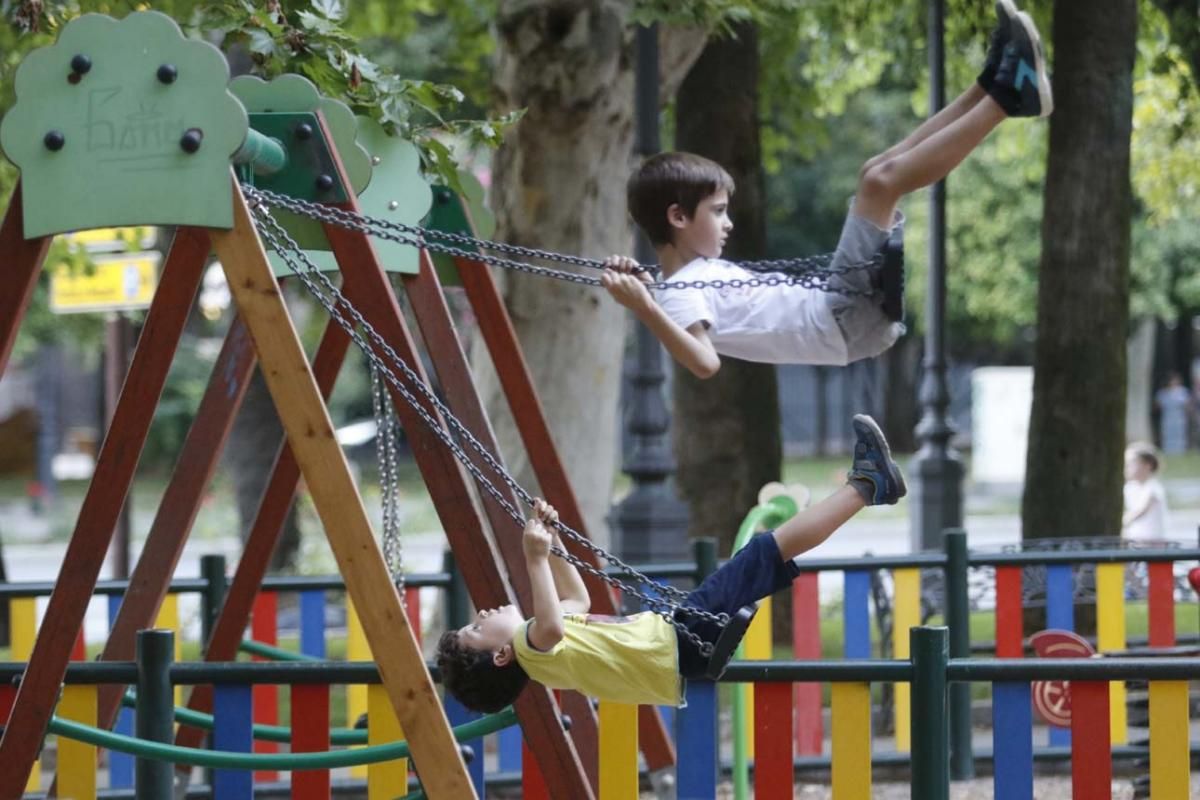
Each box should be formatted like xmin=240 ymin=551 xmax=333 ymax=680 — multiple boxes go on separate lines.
xmin=1123 ymin=443 xmax=1169 ymax=541
xmin=601 ymin=1 xmax=1051 ymax=375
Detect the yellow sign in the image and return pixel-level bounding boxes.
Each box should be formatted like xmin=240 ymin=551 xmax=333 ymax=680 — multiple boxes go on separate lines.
xmin=62 ymin=227 xmax=156 ymax=253
xmin=50 ymin=252 xmax=161 ymax=314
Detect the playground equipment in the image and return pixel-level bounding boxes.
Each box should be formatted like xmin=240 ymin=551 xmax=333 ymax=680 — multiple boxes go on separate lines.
xmin=0 ymin=9 xmax=686 ymax=797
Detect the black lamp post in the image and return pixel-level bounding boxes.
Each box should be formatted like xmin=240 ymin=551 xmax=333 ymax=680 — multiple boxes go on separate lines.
xmin=612 ymin=24 xmax=690 ymax=565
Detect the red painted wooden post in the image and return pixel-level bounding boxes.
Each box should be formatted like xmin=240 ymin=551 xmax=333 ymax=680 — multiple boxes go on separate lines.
xmin=792 ymin=573 xmax=823 ymax=754
xmin=995 ymin=566 xmax=1024 ymax=658
xmin=754 ymin=682 xmax=794 ymax=799
xmin=251 ymin=591 xmax=278 ymax=782
xmin=0 ymin=184 xmax=53 ymax=375
xmin=405 ymin=586 xmax=421 ymax=645
xmin=1147 ymin=562 xmax=1175 ymax=647
xmin=1070 ymin=681 xmax=1112 ymax=799
xmin=291 ymin=683 xmax=331 ymax=800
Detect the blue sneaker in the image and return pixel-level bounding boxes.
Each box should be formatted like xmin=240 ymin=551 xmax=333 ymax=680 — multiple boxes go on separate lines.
xmin=977 ymin=0 xmax=1019 ymax=94
xmin=991 ymin=10 xmax=1054 ymax=117
xmin=847 ymin=415 xmax=906 ymax=506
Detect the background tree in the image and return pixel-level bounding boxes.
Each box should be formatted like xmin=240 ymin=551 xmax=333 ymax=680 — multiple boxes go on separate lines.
xmin=1022 ymin=0 xmax=1138 ymax=541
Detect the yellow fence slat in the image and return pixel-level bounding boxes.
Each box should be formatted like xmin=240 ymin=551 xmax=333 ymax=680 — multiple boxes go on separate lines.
xmin=599 ymin=702 xmax=638 ymax=799
xmin=742 ymin=595 xmax=772 ymax=753
xmin=1095 ymin=563 xmax=1127 ymax=744
xmin=831 ymin=682 xmax=871 ymax=799
xmin=347 ymin=598 xmax=370 ymax=779
xmin=892 ymin=569 xmax=920 ymax=753
xmin=1149 ymin=681 xmax=1190 ymax=800
xmin=367 ymin=683 xmax=407 ymax=798
xmin=57 ymin=685 xmax=97 ymax=800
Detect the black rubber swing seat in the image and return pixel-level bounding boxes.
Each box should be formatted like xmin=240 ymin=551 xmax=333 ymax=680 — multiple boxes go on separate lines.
xmin=705 ymin=604 xmax=758 ymax=680
xmin=879 ymin=226 xmax=905 ymax=324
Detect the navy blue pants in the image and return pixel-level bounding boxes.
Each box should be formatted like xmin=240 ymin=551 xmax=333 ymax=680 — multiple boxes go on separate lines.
xmin=675 ymin=531 xmax=800 ymax=678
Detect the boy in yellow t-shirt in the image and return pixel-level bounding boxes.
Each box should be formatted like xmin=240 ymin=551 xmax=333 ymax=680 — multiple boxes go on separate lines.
xmin=436 ymin=414 xmax=905 ymax=713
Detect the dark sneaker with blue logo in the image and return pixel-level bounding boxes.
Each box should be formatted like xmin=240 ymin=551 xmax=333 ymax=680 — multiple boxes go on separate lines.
xmin=990 ymin=10 xmax=1053 ymax=117
xmin=977 ymin=0 xmax=1019 ymax=94
xmin=847 ymin=414 xmax=906 ymax=506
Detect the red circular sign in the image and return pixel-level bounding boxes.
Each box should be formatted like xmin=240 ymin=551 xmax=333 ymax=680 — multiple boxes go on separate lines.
xmin=1029 ymin=629 xmax=1094 ymax=727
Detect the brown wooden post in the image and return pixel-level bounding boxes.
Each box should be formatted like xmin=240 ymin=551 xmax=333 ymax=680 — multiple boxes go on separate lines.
xmin=174 ymin=313 xmax=351 ymax=757
xmin=454 ymin=253 xmax=678 ymax=771
xmin=0 ymin=184 xmax=52 ymax=376
xmin=211 ymin=181 xmax=474 ymax=799
xmin=0 ymin=226 xmax=211 ymax=796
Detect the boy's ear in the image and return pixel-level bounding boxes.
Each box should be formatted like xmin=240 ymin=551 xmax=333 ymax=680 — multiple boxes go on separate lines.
xmin=667 ymin=202 xmax=689 ymax=230
xmin=493 ymin=644 xmax=514 ymax=667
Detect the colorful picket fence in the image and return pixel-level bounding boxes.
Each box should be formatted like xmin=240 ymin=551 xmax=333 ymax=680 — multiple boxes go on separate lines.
xmin=4 ymin=538 xmax=1199 ymax=799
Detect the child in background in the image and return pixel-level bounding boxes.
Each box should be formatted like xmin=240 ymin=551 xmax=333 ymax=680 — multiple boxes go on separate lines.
xmin=1122 ymin=443 xmax=1169 ymax=542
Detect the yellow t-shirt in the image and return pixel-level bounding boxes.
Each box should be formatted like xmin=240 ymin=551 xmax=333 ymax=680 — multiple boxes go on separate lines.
xmin=513 ymin=612 xmax=682 ymax=706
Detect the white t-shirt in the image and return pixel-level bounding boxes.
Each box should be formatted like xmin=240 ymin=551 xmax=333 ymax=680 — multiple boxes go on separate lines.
xmin=655 ymin=258 xmax=848 ymax=365
xmin=1123 ymin=477 xmax=1168 ymax=541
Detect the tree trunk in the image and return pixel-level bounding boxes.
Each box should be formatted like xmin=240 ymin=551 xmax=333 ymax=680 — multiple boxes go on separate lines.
xmin=674 ymin=21 xmax=781 ymax=556
xmin=1127 ymin=317 xmax=1156 ymax=444
xmin=1022 ymin=0 xmax=1136 ymax=545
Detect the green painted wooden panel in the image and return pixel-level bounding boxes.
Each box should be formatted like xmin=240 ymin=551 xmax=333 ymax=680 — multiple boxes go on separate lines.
xmin=424 ymin=170 xmax=496 ymax=286
xmin=0 ymin=11 xmax=248 ymax=237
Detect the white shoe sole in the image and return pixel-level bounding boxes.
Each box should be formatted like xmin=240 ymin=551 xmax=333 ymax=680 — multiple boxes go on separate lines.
xmin=1015 ymin=10 xmax=1054 ymax=116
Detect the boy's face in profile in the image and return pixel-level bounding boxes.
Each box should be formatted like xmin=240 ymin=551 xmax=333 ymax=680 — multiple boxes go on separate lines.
xmin=456 ymin=604 xmax=524 ymax=663
xmin=671 ymin=190 xmax=733 ymax=260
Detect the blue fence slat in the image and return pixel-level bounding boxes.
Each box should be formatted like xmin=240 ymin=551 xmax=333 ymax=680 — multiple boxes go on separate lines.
xmin=444 ymin=695 xmax=485 ymax=794
xmin=498 ymin=725 xmax=522 ymax=773
xmin=844 ymin=570 xmax=872 ymax=658
xmin=212 ymin=684 xmax=253 ymax=800
xmin=992 ymin=682 xmax=1033 ymax=800
xmin=105 ymin=594 xmax=135 ymax=787
xmin=675 ymin=680 xmax=718 ymax=799
xmin=299 ymin=590 xmax=326 ymax=659
xmin=1044 ymin=565 xmax=1073 ymax=747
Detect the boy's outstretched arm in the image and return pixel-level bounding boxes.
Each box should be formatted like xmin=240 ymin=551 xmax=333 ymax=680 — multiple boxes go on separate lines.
xmin=600 ymin=258 xmax=721 ymax=379
xmin=524 ymin=503 xmax=565 ymax=651
xmin=536 ymin=500 xmax=590 ymax=614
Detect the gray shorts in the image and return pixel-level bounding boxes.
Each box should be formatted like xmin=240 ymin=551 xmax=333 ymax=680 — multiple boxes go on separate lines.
xmin=826 ymin=200 xmax=907 ymax=363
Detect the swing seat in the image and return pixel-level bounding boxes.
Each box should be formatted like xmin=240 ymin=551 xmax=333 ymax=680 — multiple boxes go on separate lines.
xmin=879 ymin=226 xmax=905 ymax=323
xmin=705 ymin=603 xmax=758 ymax=680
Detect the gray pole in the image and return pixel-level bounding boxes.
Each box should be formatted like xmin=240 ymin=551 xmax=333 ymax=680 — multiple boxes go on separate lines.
xmin=910 ymin=0 xmax=964 ymax=553
xmin=612 ymin=23 xmax=690 ymax=566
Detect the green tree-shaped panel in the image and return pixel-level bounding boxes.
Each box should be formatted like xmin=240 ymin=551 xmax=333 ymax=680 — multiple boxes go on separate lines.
xmin=0 ymin=12 xmax=248 ymax=237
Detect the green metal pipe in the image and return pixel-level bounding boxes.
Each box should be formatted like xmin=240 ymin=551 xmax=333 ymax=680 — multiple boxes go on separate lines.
xmin=136 ymin=629 xmax=176 ymax=799
xmin=943 ymin=529 xmax=975 ymax=779
xmin=47 ymin=707 xmax=519 ymax=770
xmin=232 ymin=129 xmax=287 ymax=176
xmin=910 ymin=626 xmax=950 ymax=800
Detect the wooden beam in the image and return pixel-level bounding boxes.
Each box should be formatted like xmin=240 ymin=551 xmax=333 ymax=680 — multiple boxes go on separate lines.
xmin=0 ymin=226 xmax=211 ymax=796
xmin=0 ymin=183 xmax=52 ymax=376
xmin=455 ymin=253 xmax=678 ymax=771
xmin=210 ymin=181 xmax=474 ymax=800
xmin=174 ymin=313 xmax=350 ymax=757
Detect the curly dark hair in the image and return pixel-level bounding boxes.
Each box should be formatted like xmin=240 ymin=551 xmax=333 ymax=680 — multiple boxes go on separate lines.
xmin=627 ymin=152 xmax=736 ymax=246
xmin=436 ymin=629 xmax=529 ymax=714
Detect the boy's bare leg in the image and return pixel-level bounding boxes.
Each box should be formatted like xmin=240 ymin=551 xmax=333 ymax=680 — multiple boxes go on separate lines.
xmin=860 ymin=84 xmax=989 ymax=176
xmin=853 ymin=95 xmax=1007 ymax=228
xmin=771 ymin=485 xmax=865 ymax=562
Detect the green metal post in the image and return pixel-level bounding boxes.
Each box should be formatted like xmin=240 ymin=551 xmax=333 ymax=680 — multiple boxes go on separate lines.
xmin=693 ymin=537 xmax=718 ymax=586
xmin=910 ymin=626 xmax=950 ymax=800
xmin=199 ymin=554 xmax=227 ymax=649
xmin=444 ymin=551 xmax=471 ymax=629
xmin=136 ymin=629 xmax=176 ymax=799
xmin=943 ymin=529 xmax=975 ymax=778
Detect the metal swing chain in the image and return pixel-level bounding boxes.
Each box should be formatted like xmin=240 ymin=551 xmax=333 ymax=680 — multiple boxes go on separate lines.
xmin=244 ymin=186 xmax=878 ymax=298
xmin=249 ymin=205 xmax=724 ymax=656
xmin=371 ymin=364 xmax=405 ymax=585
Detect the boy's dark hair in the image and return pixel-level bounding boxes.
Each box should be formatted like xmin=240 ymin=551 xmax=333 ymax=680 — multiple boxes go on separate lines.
xmin=627 ymin=152 xmax=735 ymax=246
xmin=436 ymin=629 xmax=529 ymax=714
